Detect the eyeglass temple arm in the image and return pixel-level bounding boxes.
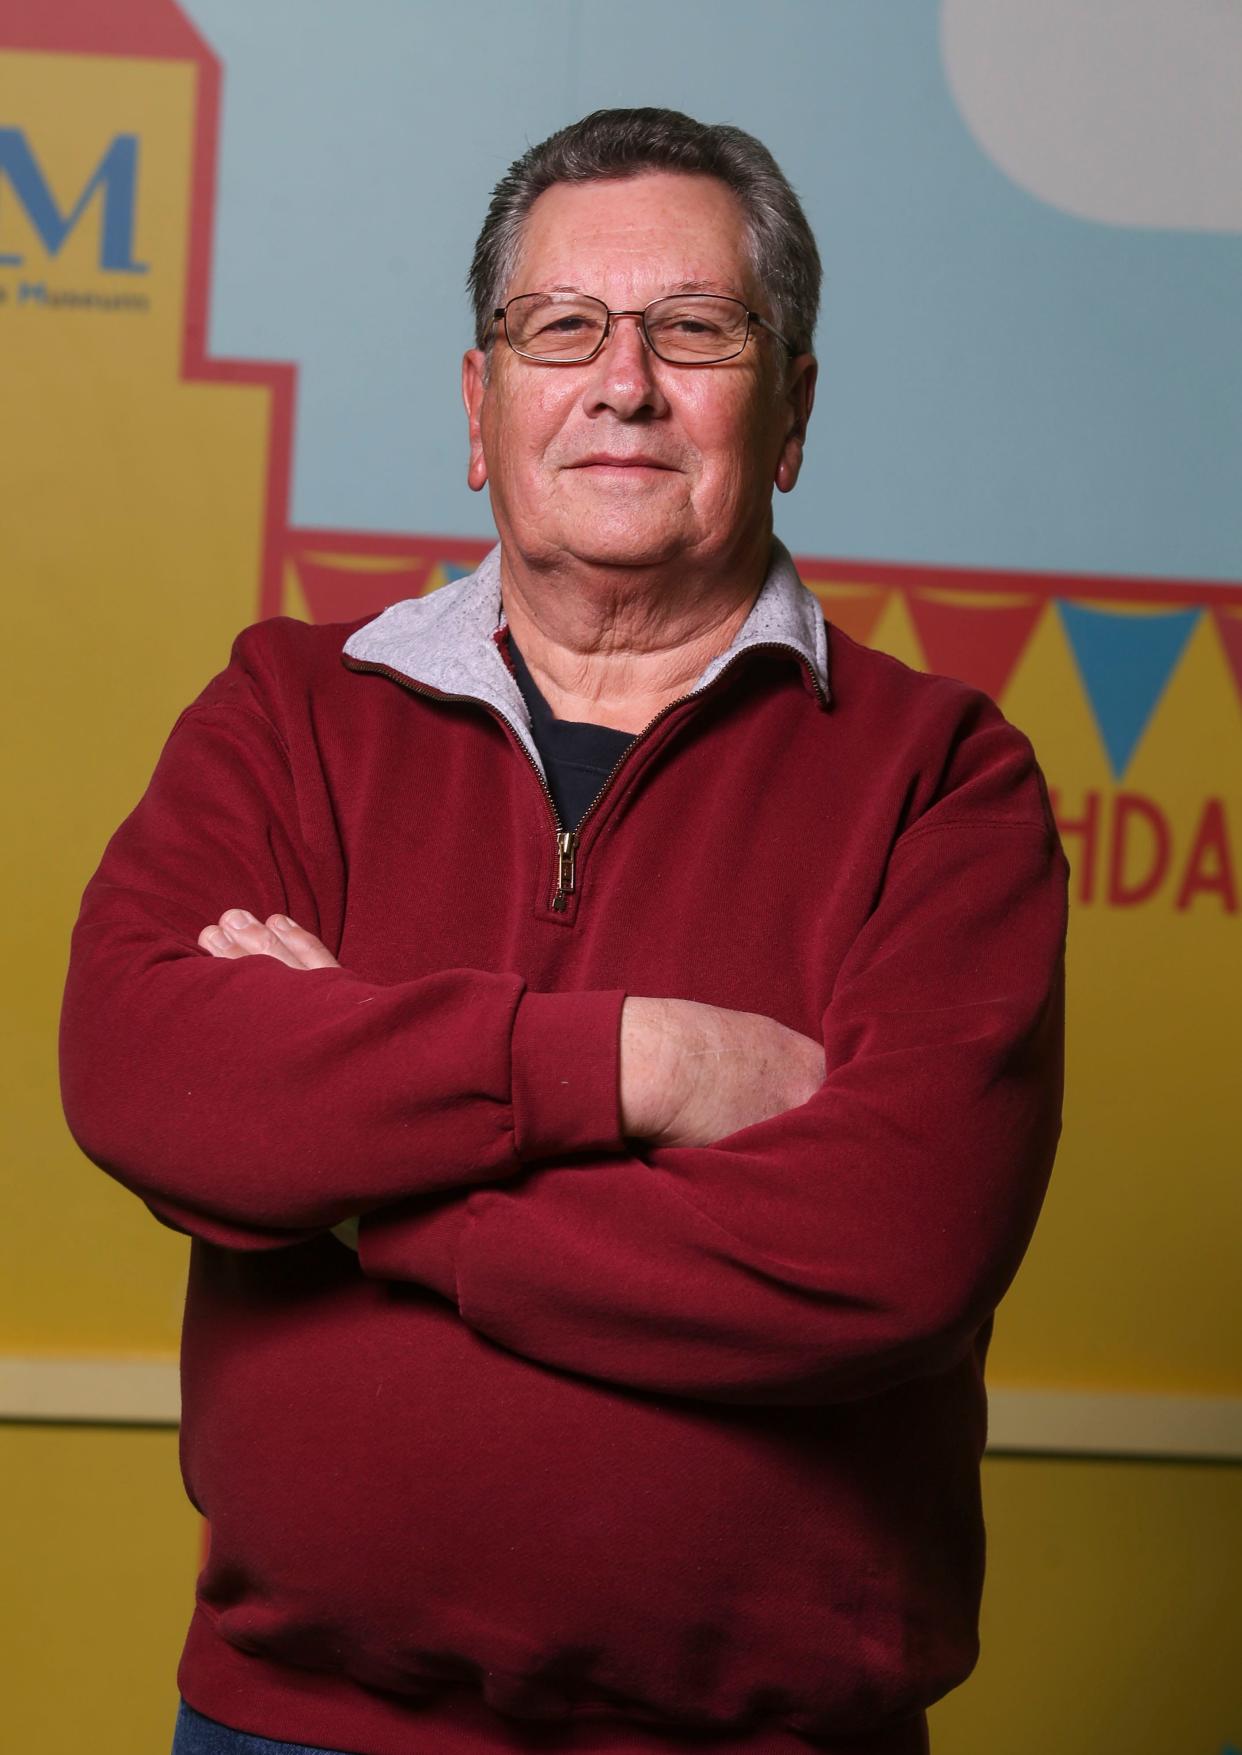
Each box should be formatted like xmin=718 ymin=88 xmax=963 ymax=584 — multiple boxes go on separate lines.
xmin=750 ymin=311 xmax=797 ymax=353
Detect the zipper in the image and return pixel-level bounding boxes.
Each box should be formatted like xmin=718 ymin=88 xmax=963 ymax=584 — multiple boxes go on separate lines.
xmin=342 ymin=641 xmax=826 ymax=913
xmin=552 ymin=831 xmax=577 ymax=912
xmin=539 ymin=640 xmax=828 ymax=906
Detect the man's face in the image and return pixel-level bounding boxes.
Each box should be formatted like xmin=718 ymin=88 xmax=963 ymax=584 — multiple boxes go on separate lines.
xmin=462 ymin=172 xmax=815 ymax=579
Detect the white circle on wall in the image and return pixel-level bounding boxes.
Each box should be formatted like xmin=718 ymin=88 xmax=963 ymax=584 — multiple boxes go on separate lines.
xmin=940 ymin=0 xmax=1242 ymax=232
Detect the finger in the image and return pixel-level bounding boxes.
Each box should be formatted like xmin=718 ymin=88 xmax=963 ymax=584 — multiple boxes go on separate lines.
xmin=212 ymin=909 xmax=308 ymax=971
xmin=265 ymin=914 xmax=340 ymax=970
xmin=198 ymin=924 xmax=247 ymax=959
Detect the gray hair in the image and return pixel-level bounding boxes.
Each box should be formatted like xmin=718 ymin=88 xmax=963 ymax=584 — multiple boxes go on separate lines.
xmin=468 ymin=107 xmax=821 ymax=356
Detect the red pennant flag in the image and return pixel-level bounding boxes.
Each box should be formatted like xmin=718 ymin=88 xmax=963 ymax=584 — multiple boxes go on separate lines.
xmin=905 ymin=591 xmax=1045 ymax=702
xmin=292 ymin=554 xmax=436 ymax=625
xmin=1210 ymin=607 xmax=1242 ymax=710
xmin=803 ymin=584 xmax=889 ymax=649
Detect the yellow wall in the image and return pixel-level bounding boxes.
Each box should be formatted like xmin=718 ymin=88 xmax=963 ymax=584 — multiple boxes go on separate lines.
xmin=933 ymin=1457 xmax=1242 ymax=1750
xmin=1 ymin=48 xmax=274 ymax=1357
xmin=0 ymin=1425 xmax=200 ymax=1752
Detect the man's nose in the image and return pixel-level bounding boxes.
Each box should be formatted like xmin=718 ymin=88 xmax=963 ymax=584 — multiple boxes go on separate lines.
xmin=584 ymin=313 xmax=668 ymax=419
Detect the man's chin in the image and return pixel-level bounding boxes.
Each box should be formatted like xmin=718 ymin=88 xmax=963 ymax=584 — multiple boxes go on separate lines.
xmin=556 ymin=536 xmax=687 ymax=573
xmin=515 ymin=522 xmax=691 ymax=575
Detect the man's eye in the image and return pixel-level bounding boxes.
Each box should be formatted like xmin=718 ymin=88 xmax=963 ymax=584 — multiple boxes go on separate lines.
xmin=539 ymin=315 xmax=593 ymax=334
xmin=656 ymin=316 xmax=725 ymax=338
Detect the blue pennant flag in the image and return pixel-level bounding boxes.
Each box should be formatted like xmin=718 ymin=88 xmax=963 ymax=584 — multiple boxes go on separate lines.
xmin=442 ymin=562 xmax=475 ymax=583
xmin=1057 ymin=600 xmax=1200 ymax=780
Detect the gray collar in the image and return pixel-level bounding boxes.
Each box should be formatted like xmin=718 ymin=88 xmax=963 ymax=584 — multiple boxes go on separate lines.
xmin=342 ymin=537 xmax=830 ymax=779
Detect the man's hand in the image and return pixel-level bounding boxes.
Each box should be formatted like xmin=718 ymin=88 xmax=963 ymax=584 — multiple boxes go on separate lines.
xmin=198 ymin=910 xmax=340 ymax=970
xmin=620 ymin=996 xmax=825 ymax=1150
xmin=196 ymin=916 xmax=823 ymax=1152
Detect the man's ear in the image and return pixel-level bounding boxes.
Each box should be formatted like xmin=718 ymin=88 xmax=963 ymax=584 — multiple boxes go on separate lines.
xmin=775 ymin=354 xmax=817 ymax=495
xmin=462 ymin=348 xmax=489 ymax=492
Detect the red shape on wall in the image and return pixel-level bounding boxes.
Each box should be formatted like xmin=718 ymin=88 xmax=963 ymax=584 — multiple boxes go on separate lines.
xmin=905 ymin=590 xmax=1045 ymax=702
xmin=1107 ymin=792 xmax=1172 ymax=907
xmin=1210 ymin=607 xmax=1242 ymax=711
xmin=286 ymin=531 xmax=493 ymax=624
xmin=1174 ymin=798 xmax=1239 ymax=913
xmin=809 ymin=587 xmax=888 ymax=649
xmin=292 ymin=555 xmax=437 ymax=625
xmin=0 ymin=0 xmax=206 ymax=58
xmin=1049 ymin=789 xmax=1101 ymax=906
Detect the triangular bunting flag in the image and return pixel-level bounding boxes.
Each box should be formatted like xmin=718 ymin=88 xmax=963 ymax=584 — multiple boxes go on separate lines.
xmin=803 ymin=583 xmax=889 ymax=648
xmin=1057 ymin=600 xmax=1200 ymax=780
xmin=442 ymin=561 xmax=475 ymax=583
xmin=292 ymin=554 xmax=436 ymax=624
xmin=1209 ymin=605 xmax=1242 ymax=710
xmin=904 ymin=591 xmax=1045 ymax=703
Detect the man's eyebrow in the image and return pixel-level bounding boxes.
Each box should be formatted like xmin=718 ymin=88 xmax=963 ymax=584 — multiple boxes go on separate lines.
xmin=668 ymin=278 xmax=735 ymax=294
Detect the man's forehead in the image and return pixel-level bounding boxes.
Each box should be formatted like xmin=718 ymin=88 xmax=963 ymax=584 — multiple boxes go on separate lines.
xmin=508 ymin=173 xmax=755 ymax=297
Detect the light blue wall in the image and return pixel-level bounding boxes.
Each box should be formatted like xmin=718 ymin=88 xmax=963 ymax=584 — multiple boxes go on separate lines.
xmin=185 ymin=0 xmax=1241 ymax=581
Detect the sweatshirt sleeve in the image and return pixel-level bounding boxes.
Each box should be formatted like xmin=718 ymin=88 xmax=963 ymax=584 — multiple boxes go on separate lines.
xmin=355 ymin=770 xmax=1068 ymax=1406
xmin=59 ymin=681 xmax=625 ymax=1251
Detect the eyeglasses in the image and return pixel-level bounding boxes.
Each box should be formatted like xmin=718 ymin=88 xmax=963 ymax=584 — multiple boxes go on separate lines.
xmin=492 ymin=291 xmax=795 ymax=365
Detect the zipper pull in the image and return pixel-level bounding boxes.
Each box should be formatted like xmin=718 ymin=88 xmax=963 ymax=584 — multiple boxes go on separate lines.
xmin=551 ymin=830 xmax=578 ymax=911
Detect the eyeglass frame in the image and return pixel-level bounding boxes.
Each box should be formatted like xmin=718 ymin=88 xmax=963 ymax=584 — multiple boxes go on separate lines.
xmin=491 ymin=291 xmax=797 ymax=366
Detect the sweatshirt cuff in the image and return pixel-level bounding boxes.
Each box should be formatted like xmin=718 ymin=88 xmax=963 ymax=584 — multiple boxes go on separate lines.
xmin=510 ymin=988 xmax=626 ymax=1161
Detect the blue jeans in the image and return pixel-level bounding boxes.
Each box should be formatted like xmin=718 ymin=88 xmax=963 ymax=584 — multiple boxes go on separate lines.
xmin=172 ymin=1700 xmax=351 ymax=1755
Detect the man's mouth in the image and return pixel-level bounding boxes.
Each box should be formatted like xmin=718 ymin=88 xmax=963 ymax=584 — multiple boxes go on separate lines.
xmin=568 ymin=455 xmax=676 ymax=471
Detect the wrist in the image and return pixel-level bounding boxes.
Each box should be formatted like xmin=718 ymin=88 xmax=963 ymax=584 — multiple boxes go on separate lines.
xmin=619 ymin=996 xmax=689 ymax=1140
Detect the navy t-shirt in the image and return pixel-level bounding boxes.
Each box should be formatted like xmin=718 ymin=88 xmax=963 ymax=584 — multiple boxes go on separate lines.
xmin=506 ymin=634 xmax=635 ymax=832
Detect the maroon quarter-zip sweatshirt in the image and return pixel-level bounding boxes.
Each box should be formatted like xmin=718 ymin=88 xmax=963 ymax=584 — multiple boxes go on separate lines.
xmin=60 ymin=543 xmax=1068 ymax=1755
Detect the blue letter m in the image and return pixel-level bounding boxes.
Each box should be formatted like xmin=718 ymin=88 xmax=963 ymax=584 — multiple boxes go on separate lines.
xmin=0 ymin=129 xmax=148 ymax=272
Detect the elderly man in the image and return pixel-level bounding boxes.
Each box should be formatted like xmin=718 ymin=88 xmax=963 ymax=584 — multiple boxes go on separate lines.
xmin=61 ymin=109 xmax=1067 ymax=1755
